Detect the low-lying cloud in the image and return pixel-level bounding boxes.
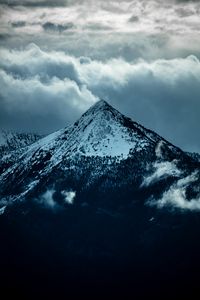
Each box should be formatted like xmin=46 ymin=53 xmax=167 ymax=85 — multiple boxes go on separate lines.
xmin=37 ymin=188 xmax=76 ymax=209
xmin=38 ymin=188 xmax=57 ymax=209
xmin=61 ymin=190 xmax=76 ymax=204
xmin=148 ymin=172 xmax=200 ymax=211
xmin=141 ymin=160 xmax=181 ymax=187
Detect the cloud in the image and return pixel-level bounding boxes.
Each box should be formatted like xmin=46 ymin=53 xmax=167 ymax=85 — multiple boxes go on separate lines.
xmin=148 ymin=172 xmax=200 ymax=211
xmin=141 ymin=160 xmax=181 ymax=187
xmin=175 ymin=7 xmax=195 ymax=17
xmin=83 ymin=23 xmax=113 ymax=31
xmin=1 ymin=0 xmax=200 ymax=59
xmin=0 ymin=0 xmax=69 ymax=7
xmin=42 ymin=22 xmax=74 ymax=32
xmin=1 ymin=45 xmax=200 ymax=152
xmin=0 ymin=68 xmax=96 ymax=132
xmin=0 ymin=43 xmax=81 ymax=82
xmin=175 ymin=0 xmax=200 ymax=3
xmin=61 ymin=190 xmax=76 ymax=204
xmin=36 ymin=188 xmax=76 ymax=209
xmin=39 ymin=189 xmax=57 ymax=209
xmin=0 ymin=45 xmax=97 ymax=133
xmin=128 ymin=15 xmax=139 ymax=22
xmin=0 ymin=33 xmax=9 ymax=40
xmin=11 ymin=21 xmax=26 ymax=27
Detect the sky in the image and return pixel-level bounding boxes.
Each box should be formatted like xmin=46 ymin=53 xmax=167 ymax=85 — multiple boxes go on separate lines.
xmin=0 ymin=0 xmax=200 ymax=152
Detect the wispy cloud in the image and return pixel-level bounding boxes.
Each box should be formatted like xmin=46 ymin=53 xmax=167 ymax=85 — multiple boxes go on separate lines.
xmin=148 ymin=172 xmax=200 ymax=211
xmin=141 ymin=160 xmax=181 ymax=187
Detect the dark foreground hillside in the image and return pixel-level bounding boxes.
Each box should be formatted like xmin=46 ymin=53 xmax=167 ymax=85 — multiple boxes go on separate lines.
xmin=1 ymin=194 xmax=200 ymax=298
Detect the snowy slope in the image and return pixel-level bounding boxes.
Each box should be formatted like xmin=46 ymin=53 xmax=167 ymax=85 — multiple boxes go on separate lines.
xmin=186 ymin=152 xmax=200 ymax=162
xmin=0 ymin=129 xmax=43 ymax=155
xmin=17 ymin=100 xmax=181 ymax=165
xmin=0 ymin=100 xmax=183 ymax=182
xmin=0 ymin=100 xmax=191 ymax=213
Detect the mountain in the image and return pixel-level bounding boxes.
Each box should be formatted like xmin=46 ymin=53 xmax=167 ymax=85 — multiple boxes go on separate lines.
xmin=0 ymin=130 xmax=44 ymax=189
xmin=1 ymin=100 xmax=200 ymax=297
xmin=0 ymin=99 xmax=199 ymax=213
xmin=187 ymin=151 xmax=200 ymax=162
xmin=0 ymin=129 xmax=42 ymax=155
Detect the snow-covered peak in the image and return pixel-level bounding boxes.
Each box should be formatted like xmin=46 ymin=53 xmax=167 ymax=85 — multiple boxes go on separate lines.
xmin=80 ymin=100 xmax=121 ymax=122
xmin=12 ymin=99 xmax=180 ymax=167
xmin=0 ymin=101 xmax=183 ymax=185
xmin=63 ymin=100 xmax=151 ymax=158
xmin=89 ymin=99 xmax=110 ymax=111
xmin=0 ymin=100 xmax=186 ymax=212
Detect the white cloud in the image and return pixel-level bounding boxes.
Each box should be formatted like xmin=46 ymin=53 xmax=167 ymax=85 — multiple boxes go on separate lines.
xmin=61 ymin=190 xmax=76 ymax=204
xmin=38 ymin=188 xmax=57 ymax=208
xmin=36 ymin=188 xmax=76 ymax=208
xmin=141 ymin=160 xmax=182 ymax=187
xmin=148 ymin=172 xmax=200 ymax=211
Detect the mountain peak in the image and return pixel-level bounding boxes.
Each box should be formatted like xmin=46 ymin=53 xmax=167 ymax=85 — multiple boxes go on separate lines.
xmin=80 ymin=99 xmax=122 ymax=123
xmin=92 ymin=99 xmax=110 ymax=109
xmin=0 ymin=99 xmax=185 ymax=210
xmin=86 ymin=99 xmax=113 ymax=115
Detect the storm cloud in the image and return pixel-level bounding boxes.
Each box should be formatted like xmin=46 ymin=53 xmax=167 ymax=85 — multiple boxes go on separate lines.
xmin=1 ymin=0 xmax=200 ymax=61
xmin=42 ymin=22 xmax=74 ymax=32
xmin=0 ymin=1 xmax=200 ymax=152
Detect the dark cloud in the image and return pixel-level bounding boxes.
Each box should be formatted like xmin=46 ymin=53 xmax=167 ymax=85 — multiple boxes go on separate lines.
xmin=42 ymin=22 xmax=74 ymax=33
xmin=175 ymin=0 xmax=200 ymax=2
xmin=0 ymin=0 xmax=69 ymax=7
xmin=0 ymin=71 xmax=96 ymax=133
xmin=11 ymin=21 xmax=26 ymax=27
xmin=1 ymin=0 xmax=200 ymax=8
xmin=175 ymin=7 xmax=195 ymax=17
xmin=1 ymin=0 xmax=200 ymax=62
xmin=0 ymin=33 xmax=9 ymax=40
xmin=128 ymin=15 xmax=139 ymax=22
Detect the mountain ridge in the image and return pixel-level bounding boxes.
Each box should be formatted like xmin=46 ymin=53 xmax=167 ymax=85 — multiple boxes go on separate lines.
xmin=0 ymin=100 xmax=199 ymax=214
xmin=0 ymin=129 xmax=43 ymax=155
